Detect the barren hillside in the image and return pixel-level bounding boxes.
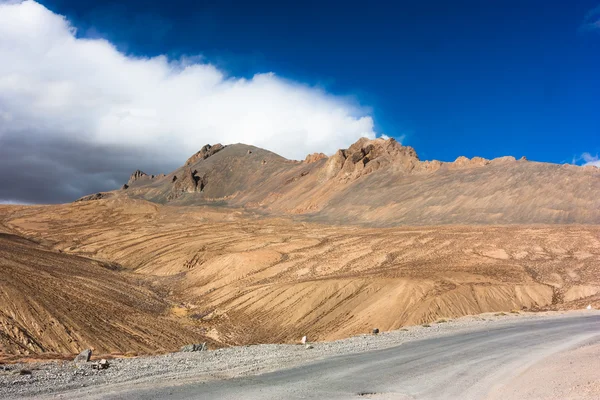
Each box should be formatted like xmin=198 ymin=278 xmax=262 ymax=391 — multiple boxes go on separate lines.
xmin=2 ymin=138 xmax=600 ymax=359
xmin=0 ymin=219 xmax=209 ymax=361
xmin=1 ymin=198 xmax=598 ymax=354
xmin=104 ymin=138 xmax=600 ymax=225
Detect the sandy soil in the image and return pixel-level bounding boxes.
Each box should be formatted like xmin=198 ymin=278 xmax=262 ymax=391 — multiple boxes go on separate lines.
xmin=1 ymin=198 xmax=600 ymax=358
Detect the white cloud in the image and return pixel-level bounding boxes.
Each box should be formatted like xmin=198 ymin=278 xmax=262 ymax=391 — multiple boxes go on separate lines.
xmin=0 ymin=0 xmax=375 ymax=166
xmin=581 ymin=152 xmax=600 ymax=167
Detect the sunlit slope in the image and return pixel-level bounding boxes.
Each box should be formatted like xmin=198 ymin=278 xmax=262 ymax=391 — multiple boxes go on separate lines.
xmin=3 ymin=200 xmax=599 ymax=347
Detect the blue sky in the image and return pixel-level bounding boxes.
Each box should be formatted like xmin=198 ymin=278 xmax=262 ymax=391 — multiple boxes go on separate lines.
xmin=38 ymin=0 xmax=600 ymax=164
xmin=0 ymin=1 xmax=599 ymax=203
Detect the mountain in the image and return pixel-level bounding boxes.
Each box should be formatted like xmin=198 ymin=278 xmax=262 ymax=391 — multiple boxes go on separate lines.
xmin=94 ymin=137 xmax=600 ymax=225
xmin=2 ymin=138 xmax=599 ymax=361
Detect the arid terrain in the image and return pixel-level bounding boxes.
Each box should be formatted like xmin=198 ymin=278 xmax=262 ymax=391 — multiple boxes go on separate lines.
xmin=1 ymin=138 xmax=599 ymax=361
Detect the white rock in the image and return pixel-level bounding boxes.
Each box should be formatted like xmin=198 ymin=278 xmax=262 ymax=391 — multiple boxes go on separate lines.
xmin=301 ymin=336 xmax=307 ymax=345
xmin=586 ymin=304 xmax=592 ymax=310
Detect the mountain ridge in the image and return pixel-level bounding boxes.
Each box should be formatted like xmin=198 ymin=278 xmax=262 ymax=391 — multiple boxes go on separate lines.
xmin=83 ymin=137 xmax=600 ymax=226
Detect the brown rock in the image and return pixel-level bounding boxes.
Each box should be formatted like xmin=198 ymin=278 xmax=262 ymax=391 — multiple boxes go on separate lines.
xmin=304 ymin=153 xmax=327 ymax=163
xmin=128 ymin=170 xmax=149 ymax=185
xmin=325 ymin=137 xmax=420 ymax=182
xmin=167 ymin=168 xmax=203 ymax=201
xmin=185 ymin=144 xmax=225 ymax=166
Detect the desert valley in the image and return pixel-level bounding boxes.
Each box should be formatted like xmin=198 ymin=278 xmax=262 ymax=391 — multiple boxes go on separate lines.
xmin=1 ymin=137 xmax=599 ymax=362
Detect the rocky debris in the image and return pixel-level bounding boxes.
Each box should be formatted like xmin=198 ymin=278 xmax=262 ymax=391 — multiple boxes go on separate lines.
xmin=74 ymin=349 xmax=92 ymax=363
xmin=305 ymin=344 xmax=314 ymax=349
xmin=92 ymin=359 xmax=109 ymax=370
xmin=304 ymin=153 xmax=327 ymax=163
xmin=372 ymin=328 xmax=379 ymax=335
xmin=180 ymin=343 xmax=207 ymax=352
xmin=75 ymin=193 xmax=109 ymax=202
xmin=185 ymin=144 xmax=225 ymax=166
xmin=167 ymin=168 xmax=205 ymax=201
xmin=320 ymin=137 xmax=419 ymax=182
xmin=128 ymin=169 xmax=150 ymax=185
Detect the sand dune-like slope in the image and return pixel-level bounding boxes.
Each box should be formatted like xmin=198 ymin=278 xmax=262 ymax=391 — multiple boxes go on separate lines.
xmin=0 ymin=223 xmax=208 ymax=360
xmin=2 ymin=199 xmax=599 ymax=350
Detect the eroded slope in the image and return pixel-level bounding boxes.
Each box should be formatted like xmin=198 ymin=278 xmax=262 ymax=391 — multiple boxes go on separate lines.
xmin=2 ymin=200 xmax=599 ymax=349
xmin=0 ymin=228 xmax=208 ymax=360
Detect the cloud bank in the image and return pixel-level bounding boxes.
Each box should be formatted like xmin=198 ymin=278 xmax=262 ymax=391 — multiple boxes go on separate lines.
xmin=0 ymin=0 xmax=375 ymax=203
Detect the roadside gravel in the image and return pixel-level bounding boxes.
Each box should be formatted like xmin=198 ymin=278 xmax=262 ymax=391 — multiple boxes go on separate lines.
xmin=1 ymin=310 xmax=595 ymax=399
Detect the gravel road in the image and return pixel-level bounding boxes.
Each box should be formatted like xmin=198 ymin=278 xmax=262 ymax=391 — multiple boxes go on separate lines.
xmin=2 ymin=311 xmax=598 ymax=399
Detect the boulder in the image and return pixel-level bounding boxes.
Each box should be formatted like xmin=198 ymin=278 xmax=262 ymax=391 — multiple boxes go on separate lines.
xmin=372 ymin=328 xmax=380 ymax=335
xmin=92 ymin=359 xmax=109 ymax=370
xmin=74 ymin=349 xmax=92 ymax=363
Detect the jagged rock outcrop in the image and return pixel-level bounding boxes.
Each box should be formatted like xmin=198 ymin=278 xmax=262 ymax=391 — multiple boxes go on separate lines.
xmin=320 ymin=138 xmax=420 ymax=182
xmin=304 ymin=153 xmax=327 ymax=163
xmin=128 ymin=170 xmax=150 ymax=186
xmin=185 ymin=144 xmax=225 ymax=166
xmin=448 ymin=156 xmax=491 ymax=169
xmin=167 ymin=168 xmax=204 ymax=201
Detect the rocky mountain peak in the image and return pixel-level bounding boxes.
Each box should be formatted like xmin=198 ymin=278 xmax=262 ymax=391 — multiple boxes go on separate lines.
xmin=321 ymin=137 xmax=420 ymax=182
xmin=128 ymin=170 xmax=149 ymax=185
xmin=185 ymin=143 xmax=226 ymax=166
xmin=304 ymin=153 xmax=327 ymax=163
